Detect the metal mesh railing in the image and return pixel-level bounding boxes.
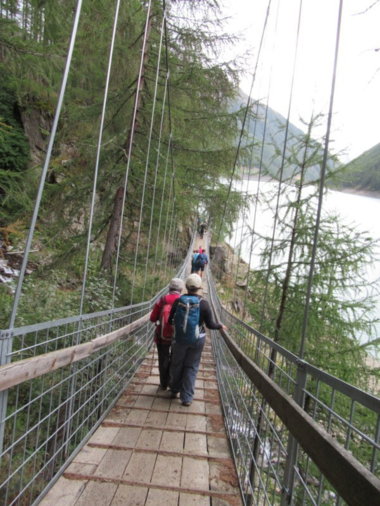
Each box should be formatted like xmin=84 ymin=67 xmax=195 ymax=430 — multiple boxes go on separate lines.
xmin=0 ymin=244 xmax=192 ymax=506
xmin=208 ymin=270 xmax=380 ymax=505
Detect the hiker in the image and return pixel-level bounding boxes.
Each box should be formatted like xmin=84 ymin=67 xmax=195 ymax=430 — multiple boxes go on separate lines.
xmin=195 ymin=248 xmax=208 ymax=278
xmin=199 ymin=222 xmax=207 ymax=238
xmin=191 ymin=250 xmax=199 ymax=273
xmin=168 ymin=274 xmax=227 ymax=406
xmin=149 ymin=277 xmax=185 ymax=390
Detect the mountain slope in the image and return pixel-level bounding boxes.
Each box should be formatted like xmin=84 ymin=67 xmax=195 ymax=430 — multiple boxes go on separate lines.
xmin=231 ymin=92 xmax=329 ymax=182
xmin=332 ymin=143 xmax=380 ymax=193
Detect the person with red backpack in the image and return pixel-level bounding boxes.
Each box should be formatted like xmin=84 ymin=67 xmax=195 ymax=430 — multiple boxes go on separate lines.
xmin=149 ymin=278 xmax=185 ymax=390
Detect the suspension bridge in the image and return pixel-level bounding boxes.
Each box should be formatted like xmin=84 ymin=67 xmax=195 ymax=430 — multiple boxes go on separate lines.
xmin=0 ymin=0 xmax=380 ymax=505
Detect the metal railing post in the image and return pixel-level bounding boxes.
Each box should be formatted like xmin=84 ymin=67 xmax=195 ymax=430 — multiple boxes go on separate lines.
xmin=0 ymin=329 xmax=13 ymax=454
xmin=281 ymin=359 xmax=307 ymax=505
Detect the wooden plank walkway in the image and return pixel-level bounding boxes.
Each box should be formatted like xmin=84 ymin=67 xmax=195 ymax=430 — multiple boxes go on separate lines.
xmin=40 ymin=335 xmax=242 ymax=505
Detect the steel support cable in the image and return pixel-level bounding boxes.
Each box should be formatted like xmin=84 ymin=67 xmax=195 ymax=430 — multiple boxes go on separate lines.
xmin=162 ymin=175 xmax=175 ymax=276
xmin=111 ymin=0 xmax=152 ymax=304
xmin=299 ymin=0 xmax=344 ymax=358
xmin=6 ymin=0 xmax=84 ymax=330
xmin=244 ymin=0 xmax=280 ymax=317
xmin=244 ymin=98 xmax=272 ymax=315
xmin=245 ymin=2 xmax=304 ymax=499
xmin=164 ymin=202 xmax=177 ymax=276
xmin=151 ymin=6 xmax=174 ymax=271
xmin=153 ymin=133 xmax=172 ymax=276
xmin=142 ymin=74 xmax=169 ymax=298
xmin=79 ymin=0 xmax=122 ymax=315
xmin=215 ymin=0 xmax=272 ymax=246
xmin=231 ymin=100 xmax=259 ymax=300
xmin=130 ymin=10 xmax=166 ymax=303
xmin=0 ymin=0 xmax=84 ymax=459
xmin=259 ymin=0 xmax=304 ymax=329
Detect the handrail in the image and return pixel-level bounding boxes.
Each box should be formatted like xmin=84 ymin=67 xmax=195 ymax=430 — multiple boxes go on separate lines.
xmin=224 ymin=307 xmax=380 ymax=414
xmin=219 ymin=326 xmax=380 ymax=506
xmin=206 ymin=267 xmax=380 ymax=505
xmin=0 ymin=314 xmax=149 ymax=392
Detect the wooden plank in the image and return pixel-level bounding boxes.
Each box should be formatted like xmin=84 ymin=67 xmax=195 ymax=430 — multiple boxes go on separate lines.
xmin=88 ymin=426 xmax=120 ymax=446
xmin=207 ymin=436 xmax=231 ymax=458
xmin=0 ymin=314 xmax=149 ymax=391
xmin=135 ymin=429 xmax=162 ymax=450
xmin=179 ymin=492 xmax=210 ymax=505
xmin=112 ymin=426 xmax=141 ymax=447
xmin=123 ymin=452 xmax=156 ymax=483
xmin=184 ymin=432 xmax=207 ymax=455
xmin=95 ymin=449 xmax=132 ymax=479
xmin=125 ymin=409 xmax=149 ymax=425
xmin=111 ymin=484 xmax=148 ymax=505
xmin=186 ymin=414 xmax=207 ymax=432
xmin=160 ymin=431 xmax=184 ymax=452
xmin=72 ymin=445 xmax=107 ymax=465
xmin=181 ymin=457 xmax=209 ymax=490
xmin=146 ymin=488 xmax=179 ymax=505
xmin=151 ymin=454 xmax=182 ymax=487
xmin=145 ymin=410 xmax=168 ymax=426
xmin=75 ymin=481 xmax=118 ymax=506
xmin=166 ymin=412 xmax=187 ymax=430
xmin=39 ymin=477 xmax=87 ymax=505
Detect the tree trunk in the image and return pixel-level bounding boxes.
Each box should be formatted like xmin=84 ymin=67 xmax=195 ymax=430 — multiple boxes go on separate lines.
xmin=100 ymin=11 xmax=152 ymax=271
xmin=101 ymin=186 xmax=125 ymax=271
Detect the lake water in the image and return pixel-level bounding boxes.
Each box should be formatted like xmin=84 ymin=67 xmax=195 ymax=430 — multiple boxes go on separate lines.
xmin=228 ymin=180 xmax=380 ymax=355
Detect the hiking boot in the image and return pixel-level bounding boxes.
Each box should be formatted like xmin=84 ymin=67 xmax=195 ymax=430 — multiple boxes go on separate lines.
xmin=159 ymin=385 xmax=167 ymax=390
xmin=182 ymin=401 xmax=191 ymax=407
xmin=170 ymin=391 xmax=178 ymax=398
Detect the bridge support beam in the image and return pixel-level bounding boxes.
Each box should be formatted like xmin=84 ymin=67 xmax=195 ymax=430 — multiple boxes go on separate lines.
xmin=281 ymin=362 xmax=307 ymax=505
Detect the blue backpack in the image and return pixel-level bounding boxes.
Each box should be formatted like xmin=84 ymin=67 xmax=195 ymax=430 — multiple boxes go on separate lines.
xmin=174 ymin=295 xmax=201 ymax=343
xmin=195 ymin=253 xmax=207 ymax=268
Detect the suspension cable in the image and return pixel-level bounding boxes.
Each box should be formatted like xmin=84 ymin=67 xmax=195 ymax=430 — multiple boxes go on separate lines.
xmin=215 ymin=0 xmax=272 ymax=245
xmin=231 ymin=100 xmax=258 ymax=299
xmin=130 ymin=8 xmax=166 ymax=303
xmin=299 ymin=0 xmax=344 ymax=358
xmin=153 ymin=132 xmax=172 ymax=277
xmin=243 ymin=0 xmax=281 ymax=320
xmin=142 ymin=72 xmax=169 ymax=298
xmin=259 ymin=0 xmax=304 ymax=328
xmin=8 ymin=0 xmax=84 ymax=330
xmin=80 ymin=0 xmax=122 ymax=315
xmin=111 ymin=0 xmax=153 ymax=304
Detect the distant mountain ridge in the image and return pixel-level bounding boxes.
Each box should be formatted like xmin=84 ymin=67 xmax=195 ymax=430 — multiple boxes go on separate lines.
xmin=231 ymin=91 xmax=379 ymax=193
xmin=331 ymin=143 xmax=380 ymax=195
xmin=231 ymin=92 xmax=328 ymax=183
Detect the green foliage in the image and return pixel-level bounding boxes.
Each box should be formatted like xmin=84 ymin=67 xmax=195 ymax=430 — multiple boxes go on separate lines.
xmin=245 ymin=121 xmax=379 ymax=388
xmin=331 ymin=143 xmax=380 ymax=193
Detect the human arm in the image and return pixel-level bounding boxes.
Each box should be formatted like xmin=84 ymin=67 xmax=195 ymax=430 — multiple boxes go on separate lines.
xmin=199 ymin=299 xmax=226 ymax=330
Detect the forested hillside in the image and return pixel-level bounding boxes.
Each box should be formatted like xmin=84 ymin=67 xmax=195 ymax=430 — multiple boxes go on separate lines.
xmin=0 ymin=0 xmax=246 ymax=326
xmin=231 ymin=92 xmax=338 ymax=183
xmin=331 ymin=143 xmax=380 ymax=194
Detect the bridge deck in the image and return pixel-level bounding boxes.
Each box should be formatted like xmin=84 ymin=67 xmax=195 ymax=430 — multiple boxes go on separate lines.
xmin=40 ymin=335 xmax=242 ymax=505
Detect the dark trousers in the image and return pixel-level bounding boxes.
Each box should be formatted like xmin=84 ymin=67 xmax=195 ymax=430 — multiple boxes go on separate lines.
xmin=156 ymin=342 xmax=171 ymax=388
xmin=169 ymin=337 xmax=205 ymax=403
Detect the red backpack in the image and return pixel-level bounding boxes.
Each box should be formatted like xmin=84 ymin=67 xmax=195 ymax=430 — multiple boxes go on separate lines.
xmin=159 ymin=293 xmax=179 ymax=343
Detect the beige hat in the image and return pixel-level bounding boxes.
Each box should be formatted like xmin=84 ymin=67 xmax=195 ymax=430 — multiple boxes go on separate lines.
xmin=169 ymin=278 xmax=185 ymax=292
xmin=185 ymin=273 xmax=202 ymax=291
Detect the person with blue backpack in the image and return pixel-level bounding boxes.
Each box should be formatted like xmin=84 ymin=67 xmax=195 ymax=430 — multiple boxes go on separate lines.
xmin=149 ymin=278 xmax=185 ymax=390
xmin=168 ymin=273 xmax=227 ymax=406
xmin=194 ymin=248 xmax=208 ymax=278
